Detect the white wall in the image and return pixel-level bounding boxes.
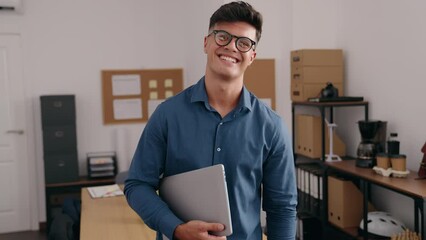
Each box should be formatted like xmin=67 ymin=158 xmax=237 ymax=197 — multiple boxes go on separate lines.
xmin=2 ymin=0 xmax=425 ymax=231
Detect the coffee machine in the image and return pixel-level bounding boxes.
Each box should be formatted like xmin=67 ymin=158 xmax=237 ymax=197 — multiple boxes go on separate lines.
xmin=356 ymin=120 xmax=387 ymax=168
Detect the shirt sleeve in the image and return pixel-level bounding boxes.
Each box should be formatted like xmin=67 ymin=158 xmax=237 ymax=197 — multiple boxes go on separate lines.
xmin=124 ymin=105 xmax=183 ymax=239
xmin=262 ymin=119 xmax=298 ymax=240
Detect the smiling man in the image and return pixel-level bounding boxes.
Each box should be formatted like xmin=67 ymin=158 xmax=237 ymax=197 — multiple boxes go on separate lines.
xmin=124 ymin=2 xmax=297 ymax=240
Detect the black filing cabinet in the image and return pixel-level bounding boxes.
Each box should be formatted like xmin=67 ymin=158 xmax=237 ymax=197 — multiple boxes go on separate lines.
xmin=40 ymin=95 xmax=79 ymax=184
xmin=41 ymin=95 xmax=80 ymax=230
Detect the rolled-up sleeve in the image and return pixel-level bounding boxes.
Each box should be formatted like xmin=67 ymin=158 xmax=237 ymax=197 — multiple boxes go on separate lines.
xmin=262 ymin=119 xmax=298 ymax=240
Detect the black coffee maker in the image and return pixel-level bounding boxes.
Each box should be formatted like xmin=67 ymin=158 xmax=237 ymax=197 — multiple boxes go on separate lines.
xmin=356 ymin=120 xmax=387 ymax=168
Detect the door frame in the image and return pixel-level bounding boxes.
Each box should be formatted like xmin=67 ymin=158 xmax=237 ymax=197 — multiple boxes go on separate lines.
xmin=1 ymin=23 xmax=39 ymax=231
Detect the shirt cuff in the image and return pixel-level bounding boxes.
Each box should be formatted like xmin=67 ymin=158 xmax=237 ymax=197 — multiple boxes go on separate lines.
xmin=158 ymin=211 xmax=184 ymax=239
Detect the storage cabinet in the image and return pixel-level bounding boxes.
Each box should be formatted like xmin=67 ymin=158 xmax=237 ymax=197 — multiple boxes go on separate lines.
xmin=41 ymin=95 xmax=79 ymax=184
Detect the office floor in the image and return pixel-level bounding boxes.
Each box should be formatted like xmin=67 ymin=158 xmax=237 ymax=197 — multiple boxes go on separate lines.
xmin=0 ymin=231 xmax=47 ymax=240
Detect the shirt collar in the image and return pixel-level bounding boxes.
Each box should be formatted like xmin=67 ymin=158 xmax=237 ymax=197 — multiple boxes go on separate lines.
xmin=190 ymin=76 xmax=253 ymax=112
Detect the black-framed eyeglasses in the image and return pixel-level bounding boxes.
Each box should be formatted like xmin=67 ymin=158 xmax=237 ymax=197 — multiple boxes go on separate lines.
xmin=208 ymin=30 xmax=256 ymax=53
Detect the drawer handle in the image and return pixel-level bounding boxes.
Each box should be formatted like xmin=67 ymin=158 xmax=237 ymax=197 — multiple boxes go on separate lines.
xmin=6 ymin=129 xmax=24 ymax=135
xmin=55 ymin=131 xmax=64 ymax=137
xmin=293 ymin=74 xmax=300 ymax=79
xmin=53 ymin=101 xmax=63 ymax=108
xmin=292 ymin=56 xmax=300 ymax=62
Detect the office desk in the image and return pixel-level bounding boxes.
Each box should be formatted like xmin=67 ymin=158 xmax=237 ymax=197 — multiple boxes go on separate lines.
xmin=80 ymin=187 xmax=156 ymax=239
xmin=80 ymin=187 xmax=268 ymax=240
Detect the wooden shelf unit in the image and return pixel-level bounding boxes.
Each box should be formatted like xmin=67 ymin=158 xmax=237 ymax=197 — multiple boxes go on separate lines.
xmin=292 ymin=101 xmax=369 ymax=240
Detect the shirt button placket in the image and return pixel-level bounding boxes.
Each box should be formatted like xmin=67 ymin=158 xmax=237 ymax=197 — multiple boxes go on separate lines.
xmin=213 ymin=122 xmax=223 ymax=164
xmin=217 ymin=122 xmax=223 ymax=152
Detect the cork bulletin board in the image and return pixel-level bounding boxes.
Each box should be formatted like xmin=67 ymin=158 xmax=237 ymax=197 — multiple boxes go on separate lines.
xmin=102 ymin=69 xmax=183 ymax=124
xmin=244 ymin=59 xmax=276 ymax=110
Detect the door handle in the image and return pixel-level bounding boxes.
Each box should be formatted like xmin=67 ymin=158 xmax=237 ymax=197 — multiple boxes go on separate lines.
xmin=6 ymin=130 xmax=24 ymax=135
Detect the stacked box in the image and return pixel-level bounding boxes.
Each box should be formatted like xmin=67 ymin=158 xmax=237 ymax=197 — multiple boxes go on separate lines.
xmin=291 ymin=49 xmax=344 ymax=101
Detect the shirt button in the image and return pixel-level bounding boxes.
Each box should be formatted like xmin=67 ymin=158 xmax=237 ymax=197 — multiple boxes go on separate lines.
xmin=219 ymin=122 xmax=223 ymax=125
xmin=217 ymin=147 xmax=221 ymax=152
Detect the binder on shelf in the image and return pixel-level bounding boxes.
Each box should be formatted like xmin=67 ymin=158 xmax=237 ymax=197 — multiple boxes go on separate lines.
xmin=87 ymin=152 xmax=117 ymax=179
xmin=296 ymin=163 xmax=324 ymax=218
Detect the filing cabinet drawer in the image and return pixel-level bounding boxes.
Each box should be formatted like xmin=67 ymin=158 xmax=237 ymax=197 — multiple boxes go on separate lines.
xmin=41 ymin=95 xmax=76 ymax=127
xmin=44 ymin=154 xmax=79 ymax=184
xmin=42 ymin=126 xmax=77 ymax=154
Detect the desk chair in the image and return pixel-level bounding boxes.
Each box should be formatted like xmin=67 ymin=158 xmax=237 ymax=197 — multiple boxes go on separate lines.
xmin=115 ymin=171 xmax=129 ymax=184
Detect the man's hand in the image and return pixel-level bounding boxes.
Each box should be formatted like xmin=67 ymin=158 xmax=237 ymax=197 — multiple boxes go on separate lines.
xmin=173 ymin=220 xmax=227 ymax=240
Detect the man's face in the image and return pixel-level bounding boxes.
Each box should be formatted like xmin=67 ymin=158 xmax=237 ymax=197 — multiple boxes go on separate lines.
xmin=204 ymin=21 xmax=257 ymax=81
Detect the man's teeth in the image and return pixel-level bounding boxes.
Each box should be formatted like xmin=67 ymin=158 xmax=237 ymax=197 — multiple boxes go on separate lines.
xmin=220 ymin=56 xmax=237 ymax=63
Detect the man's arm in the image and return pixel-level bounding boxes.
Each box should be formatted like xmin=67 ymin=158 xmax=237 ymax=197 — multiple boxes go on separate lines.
xmin=124 ymin=107 xmax=183 ymax=239
xmin=262 ymin=120 xmax=298 ymax=240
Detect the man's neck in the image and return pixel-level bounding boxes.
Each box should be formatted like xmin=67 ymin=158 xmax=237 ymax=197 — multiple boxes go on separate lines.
xmin=204 ymin=74 xmax=243 ymax=118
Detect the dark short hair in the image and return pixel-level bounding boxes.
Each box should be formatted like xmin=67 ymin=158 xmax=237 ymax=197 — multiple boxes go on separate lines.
xmin=209 ymin=1 xmax=263 ymax=42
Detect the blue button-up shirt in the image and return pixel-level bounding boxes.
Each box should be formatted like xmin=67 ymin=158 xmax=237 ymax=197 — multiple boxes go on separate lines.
xmin=125 ymin=77 xmax=297 ymax=240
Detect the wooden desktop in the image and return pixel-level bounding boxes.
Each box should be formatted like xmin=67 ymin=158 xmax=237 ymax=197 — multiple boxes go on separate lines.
xmin=80 ymin=187 xmax=156 ymax=239
xmin=80 ymin=187 xmax=268 ymax=240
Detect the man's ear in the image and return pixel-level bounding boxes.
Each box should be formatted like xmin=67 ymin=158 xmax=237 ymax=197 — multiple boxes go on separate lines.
xmin=248 ymin=51 xmax=257 ymax=65
xmin=203 ymin=37 xmax=208 ymax=54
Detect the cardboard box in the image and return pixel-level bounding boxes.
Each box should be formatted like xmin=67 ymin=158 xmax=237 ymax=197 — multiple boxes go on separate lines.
xmin=291 ymin=82 xmax=344 ymax=102
xmin=291 ymin=65 xmax=343 ymax=84
xmin=328 ymin=176 xmax=369 ymax=228
xmin=295 ymin=114 xmax=346 ymax=159
xmin=291 ymin=49 xmax=343 ymax=67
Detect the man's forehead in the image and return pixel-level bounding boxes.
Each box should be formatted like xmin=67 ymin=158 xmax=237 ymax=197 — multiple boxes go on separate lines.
xmin=211 ymin=22 xmax=256 ymax=38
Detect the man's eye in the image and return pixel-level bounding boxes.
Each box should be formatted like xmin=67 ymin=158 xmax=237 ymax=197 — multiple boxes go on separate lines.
xmin=238 ymin=40 xmax=251 ymax=48
xmin=218 ymin=35 xmax=228 ymax=41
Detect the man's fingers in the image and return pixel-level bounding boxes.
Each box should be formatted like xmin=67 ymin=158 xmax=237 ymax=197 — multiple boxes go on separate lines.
xmin=206 ymin=223 xmax=225 ymax=232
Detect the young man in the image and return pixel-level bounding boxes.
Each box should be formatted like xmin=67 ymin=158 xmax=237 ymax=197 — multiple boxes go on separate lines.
xmin=124 ymin=1 xmax=297 ymax=240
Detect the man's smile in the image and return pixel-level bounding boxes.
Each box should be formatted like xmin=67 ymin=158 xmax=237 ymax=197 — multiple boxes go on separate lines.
xmin=219 ymin=54 xmax=239 ymax=63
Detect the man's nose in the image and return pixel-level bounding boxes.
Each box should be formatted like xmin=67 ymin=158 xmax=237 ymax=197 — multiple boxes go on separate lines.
xmin=224 ymin=37 xmax=238 ymax=52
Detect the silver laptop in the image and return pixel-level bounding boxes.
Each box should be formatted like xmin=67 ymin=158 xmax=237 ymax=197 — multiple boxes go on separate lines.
xmin=159 ymin=164 xmax=233 ymax=237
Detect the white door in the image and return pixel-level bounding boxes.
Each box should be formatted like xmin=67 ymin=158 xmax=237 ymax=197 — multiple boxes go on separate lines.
xmin=0 ymin=34 xmax=31 ymax=233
